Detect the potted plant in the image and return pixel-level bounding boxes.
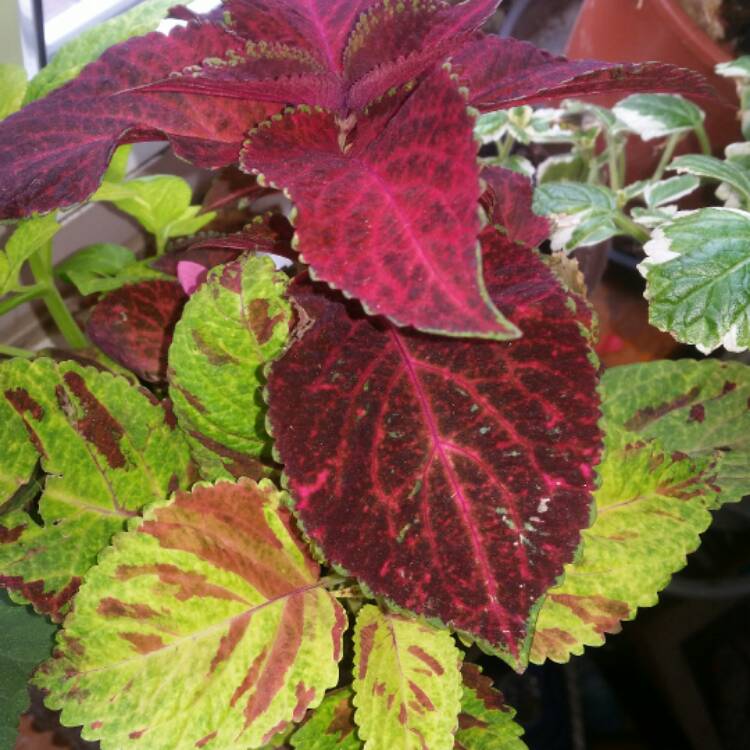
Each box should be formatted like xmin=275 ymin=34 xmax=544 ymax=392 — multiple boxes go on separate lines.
xmin=0 ymin=2 xmax=747 ymax=749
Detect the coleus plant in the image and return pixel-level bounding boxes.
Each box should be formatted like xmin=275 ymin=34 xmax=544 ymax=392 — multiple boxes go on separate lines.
xmin=0 ymin=1 xmax=747 ymax=749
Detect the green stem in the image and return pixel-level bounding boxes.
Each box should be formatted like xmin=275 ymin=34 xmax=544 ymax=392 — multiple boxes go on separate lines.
xmin=614 ymin=212 xmax=651 ymax=244
xmin=0 ymin=344 xmax=36 ymax=359
xmin=652 ymin=133 xmax=682 ymax=181
xmin=0 ymin=284 xmax=47 ymax=316
xmin=694 ymin=122 xmax=712 ymax=155
xmin=28 ymin=245 xmax=88 ymax=349
xmin=497 ymin=133 xmax=516 ymax=162
xmin=606 ymin=134 xmax=622 ymax=191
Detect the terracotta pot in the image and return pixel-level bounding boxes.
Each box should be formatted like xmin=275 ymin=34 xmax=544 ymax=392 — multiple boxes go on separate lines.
xmin=565 ymin=0 xmax=741 ymax=177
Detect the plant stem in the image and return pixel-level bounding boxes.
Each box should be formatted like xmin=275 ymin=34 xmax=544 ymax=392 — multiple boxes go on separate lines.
xmin=497 ymin=133 xmax=515 ymax=162
xmin=606 ymin=134 xmax=622 ymax=191
xmin=28 ymin=244 xmax=88 ymax=349
xmin=694 ymin=122 xmax=712 ymax=155
xmin=0 ymin=344 xmax=36 ymax=359
xmin=0 ymin=284 xmax=47 ymax=316
xmin=652 ymin=133 xmax=682 ymax=181
xmin=614 ymin=212 xmax=651 ymax=244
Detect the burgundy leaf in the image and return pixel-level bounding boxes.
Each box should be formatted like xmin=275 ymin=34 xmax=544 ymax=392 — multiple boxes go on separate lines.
xmin=481 ymin=167 xmax=550 ymax=249
xmin=242 ymin=69 xmax=518 ymax=340
xmin=0 ymin=22 xmax=277 ymax=218
xmin=86 ymin=280 xmax=186 ymax=382
xmin=453 ymin=36 xmax=715 ymax=111
xmin=267 ymin=228 xmax=602 ymax=667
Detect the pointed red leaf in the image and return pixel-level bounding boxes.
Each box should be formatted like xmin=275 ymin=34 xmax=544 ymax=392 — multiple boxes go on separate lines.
xmin=0 ymin=21 xmax=277 ymax=218
xmin=481 ymin=167 xmax=550 ymax=249
xmin=453 ymin=36 xmax=715 ymax=112
xmin=86 ymin=280 xmax=187 ymax=382
xmin=267 ymin=228 xmax=602 ymax=666
xmin=241 ymin=69 xmax=517 ymax=340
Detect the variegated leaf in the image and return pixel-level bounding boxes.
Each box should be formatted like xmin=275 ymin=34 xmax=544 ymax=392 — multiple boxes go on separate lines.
xmin=36 ymin=479 xmax=347 ymax=750
xmin=291 ymin=688 xmax=361 ymax=749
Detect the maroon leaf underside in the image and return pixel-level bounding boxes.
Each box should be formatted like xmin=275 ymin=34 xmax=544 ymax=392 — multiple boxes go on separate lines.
xmin=481 ymin=167 xmax=550 ymax=250
xmin=241 ymin=69 xmax=515 ymax=340
xmin=86 ymin=280 xmax=186 ymax=383
xmin=452 ymin=36 xmax=716 ymax=111
xmin=267 ymin=228 xmax=602 ymax=665
xmin=0 ymin=22 xmax=278 ymax=218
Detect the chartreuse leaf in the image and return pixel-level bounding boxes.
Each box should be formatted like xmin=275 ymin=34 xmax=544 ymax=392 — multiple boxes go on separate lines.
xmin=530 ymin=359 xmax=750 ymax=664
xmin=168 ymin=255 xmax=291 ymax=481
xmin=35 ymin=479 xmax=347 ymax=750
xmin=24 ymin=0 xmax=175 ymax=103
xmin=639 ymin=208 xmax=750 ymax=354
xmin=613 ymin=94 xmax=705 ymax=140
xmin=102 ymin=145 xmax=132 ymax=184
xmin=0 ymin=358 xmax=192 ymax=620
xmin=670 ymin=155 xmax=750 ymax=207
xmin=54 ymin=243 xmax=164 ymax=296
xmin=353 ymin=605 xmax=462 ymax=750
xmin=456 ymin=664 xmax=527 ymax=750
xmin=0 ymin=214 xmax=60 ymax=295
xmin=0 ymin=65 xmax=27 ymax=121
xmin=291 ymin=688 xmax=361 ymax=749
xmin=0 ymin=591 xmax=56 ymax=750
xmin=93 ymin=176 xmax=216 ymax=254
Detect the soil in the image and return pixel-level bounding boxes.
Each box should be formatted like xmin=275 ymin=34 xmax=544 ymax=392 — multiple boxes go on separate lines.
xmin=678 ymin=0 xmax=750 ymax=54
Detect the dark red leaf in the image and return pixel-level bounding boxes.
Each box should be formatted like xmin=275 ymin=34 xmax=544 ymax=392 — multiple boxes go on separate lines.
xmin=453 ymin=36 xmax=715 ymax=111
xmin=0 ymin=22 xmax=277 ymax=218
xmin=242 ymin=69 xmax=517 ymax=340
xmin=267 ymin=228 xmax=602 ymax=667
xmin=86 ymin=280 xmax=186 ymax=382
xmin=481 ymin=167 xmax=550 ymax=249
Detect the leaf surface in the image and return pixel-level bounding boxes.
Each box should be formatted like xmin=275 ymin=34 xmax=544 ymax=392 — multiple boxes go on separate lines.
xmin=669 ymin=154 xmax=750 ymax=205
xmin=86 ymin=279 xmax=187 ymax=382
xmin=242 ymin=70 xmax=517 ymax=340
xmin=291 ymin=688 xmax=360 ymax=749
xmin=612 ymin=93 xmax=705 ymax=140
xmin=168 ymin=256 xmax=291 ymax=481
xmin=0 ymin=21 xmax=276 ymax=218
xmin=0 ymin=592 xmax=57 ymax=750
xmin=267 ymin=228 xmax=601 ymax=666
xmin=452 ymin=36 xmax=714 ymax=112
xmin=530 ymin=359 xmax=750 ymax=663
xmin=36 ymin=479 xmax=347 ymax=750
xmin=0 ymin=214 xmax=60 ymax=295
xmin=0 ymin=64 xmax=27 ymax=120
xmin=0 ymin=358 xmax=192 ymax=619
xmin=352 ymin=605 xmax=462 ymax=750
xmin=639 ymin=207 xmax=750 ymax=353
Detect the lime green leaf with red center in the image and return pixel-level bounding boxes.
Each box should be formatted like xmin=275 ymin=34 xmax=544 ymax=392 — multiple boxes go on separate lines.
xmin=241 ymin=69 xmax=518 ymax=340
xmin=291 ymin=688 xmax=361 ymax=749
xmin=267 ymin=227 xmax=601 ymax=668
xmin=168 ymin=255 xmax=292 ymax=481
xmin=530 ymin=359 xmax=750 ymax=664
xmin=0 ymin=358 xmax=192 ymax=620
xmin=455 ymin=664 xmax=527 ymax=750
xmin=352 ymin=605 xmax=462 ymax=750
xmin=35 ymin=479 xmax=347 ymax=750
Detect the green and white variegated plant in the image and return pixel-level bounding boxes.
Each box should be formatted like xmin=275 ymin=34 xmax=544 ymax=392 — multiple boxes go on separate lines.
xmin=477 ymin=56 xmax=750 ymax=356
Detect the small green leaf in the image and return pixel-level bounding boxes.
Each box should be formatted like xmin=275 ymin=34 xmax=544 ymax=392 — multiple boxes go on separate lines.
xmin=537 ymin=154 xmax=588 ymax=184
xmin=0 ymin=357 xmax=193 ymax=620
xmin=639 ymin=207 xmax=750 ymax=353
xmin=353 ymin=605 xmax=462 ymax=750
xmin=531 ymin=359 xmax=750 ymax=663
xmin=292 ymin=688 xmax=361 ymax=749
xmin=36 ymin=478 xmax=346 ymax=750
xmin=0 ymin=592 xmax=57 ymax=750
xmin=456 ymin=664 xmax=527 ymax=750
xmin=168 ymin=255 xmax=291 ymax=481
xmin=716 ymin=56 xmax=750 ymax=80
xmin=564 ymin=99 xmax=625 ymax=135
xmin=0 ymin=64 xmax=27 ymax=121
xmin=643 ymin=175 xmax=700 ymax=208
xmin=102 ymin=145 xmax=133 ymax=184
xmin=630 ymin=206 xmax=678 ymax=228
xmin=613 ymin=94 xmax=705 ymax=140
xmin=93 ymin=175 xmax=216 ymax=253
xmin=0 ymin=214 xmax=60 ymax=295
xmin=670 ymin=154 xmax=750 ymax=206
xmin=24 ymin=0 xmax=175 ymax=103
xmin=533 ymin=182 xmax=616 ymax=215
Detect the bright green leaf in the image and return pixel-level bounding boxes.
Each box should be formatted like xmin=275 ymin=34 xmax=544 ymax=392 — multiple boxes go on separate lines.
xmin=292 ymin=688 xmax=361 ymax=749
xmin=670 ymin=154 xmax=750 ymax=206
xmin=531 ymin=359 xmax=750 ymax=663
xmin=456 ymin=664 xmax=527 ymax=750
xmin=24 ymin=0 xmax=175 ymax=103
xmin=353 ymin=605 xmax=462 ymax=750
xmin=533 ymin=182 xmax=616 ymax=215
xmin=0 ymin=214 xmax=60 ymax=295
xmin=102 ymin=145 xmax=133 ymax=184
xmin=639 ymin=207 xmax=750 ymax=353
xmin=613 ymin=94 xmax=705 ymax=140
xmin=36 ymin=478 xmax=346 ymax=750
xmin=168 ymin=255 xmax=291 ymax=481
xmin=0 ymin=357 xmax=193 ymax=620
xmin=537 ymin=154 xmax=588 ymax=184
xmin=0 ymin=592 xmax=57 ymax=750
xmin=643 ymin=175 xmax=700 ymax=208
xmin=0 ymin=65 xmax=27 ymax=121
